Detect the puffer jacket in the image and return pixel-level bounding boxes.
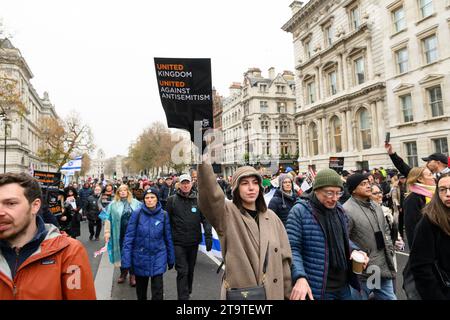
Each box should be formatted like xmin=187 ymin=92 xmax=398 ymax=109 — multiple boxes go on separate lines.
xmin=286 ymin=199 xmax=360 ymax=299
xmin=166 ymin=189 xmax=212 ymax=247
xmin=85 ymin=194 xmax=102 ymax=221
xmin=0 ymin=222 xmax=96 ymax=300
xmin=268 ymin=189 xmax=297 ymax=226
xmin=121 ymin=203 xmax=175 ymax=277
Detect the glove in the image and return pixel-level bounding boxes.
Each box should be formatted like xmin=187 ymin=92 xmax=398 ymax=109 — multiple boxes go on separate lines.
xmin=206 ymin=239 xmax=213 ymax=252
xmin=168 ymin=264 xmax=174 ymax=270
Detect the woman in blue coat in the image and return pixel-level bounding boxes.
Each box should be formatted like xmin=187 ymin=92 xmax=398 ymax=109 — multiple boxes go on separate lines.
xmin=121 ymin=188 xmax=175 ymax=300
xmin=268 ymin=174 xmax=298 ymax=226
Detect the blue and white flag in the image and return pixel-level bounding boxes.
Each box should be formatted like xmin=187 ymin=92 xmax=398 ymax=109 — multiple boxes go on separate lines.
xmin=61 ymin=156 xmax=82 ymax=173
xmin=199 ymin=225 xmax=222 ymax=259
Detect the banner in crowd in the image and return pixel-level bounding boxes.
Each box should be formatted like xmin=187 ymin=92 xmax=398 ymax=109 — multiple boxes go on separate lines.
xmin=33 ymin=170 xmax=63 ymax=216
xmin=61 ymin=156 xmax=82 ymax=174
xmin=154 ymin=57 xmax=213 ymax=141
xmin=329 ymin=157 xmax=345 ymax=174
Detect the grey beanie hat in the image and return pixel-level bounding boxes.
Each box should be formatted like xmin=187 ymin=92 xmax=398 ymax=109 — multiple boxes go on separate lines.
xmin=278 ymin=174 xmax=294 ymax=189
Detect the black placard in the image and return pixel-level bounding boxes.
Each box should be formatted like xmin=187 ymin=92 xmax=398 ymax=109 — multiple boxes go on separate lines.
xmin=329 ymin=157 xmax=345 ymax=174
xmin=33 ymin=170 xmax=63 ymax=215
xmin=154 ymin=58 xmax=213 ymax=142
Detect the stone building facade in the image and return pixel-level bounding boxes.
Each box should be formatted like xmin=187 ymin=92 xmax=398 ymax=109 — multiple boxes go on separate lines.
xmin=221 ymin=68 xmax=297 ymax=176
xmin=283 ymin=0 xmax=450 ymax=171
xmin=0 ymin=39 xmax=60 ymax=173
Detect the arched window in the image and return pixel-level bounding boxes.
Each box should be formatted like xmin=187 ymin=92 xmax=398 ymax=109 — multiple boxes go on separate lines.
xmin=309 ymin=122 xmax=319 ymax=155
xmin=359 ymin=108 xmax=372 ymax=149
xmin=331 ymin=116 xmax=342 ymax=153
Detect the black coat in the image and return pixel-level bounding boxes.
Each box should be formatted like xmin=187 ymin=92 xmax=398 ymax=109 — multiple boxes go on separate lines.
xmin=268 ymin=189 xmax=297 ymax=226
xmin=409 ymin=215 xmax=450 ymax=300
xmin=404 ymin=192 xmax=426 ymax=248
xmin=85 ymin=194 xmax=101 ymax=221
xmin=60 ymin=198 xmax=82 ymax=238
xmin=166 ymin=190 xmax=212 ymax=247
xmin=389 ymin=152 xmax=411 ymax=177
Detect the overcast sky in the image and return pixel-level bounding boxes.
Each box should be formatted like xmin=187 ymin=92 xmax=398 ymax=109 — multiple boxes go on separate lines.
xmin=1 ymin=0 xmax=301 ymax=159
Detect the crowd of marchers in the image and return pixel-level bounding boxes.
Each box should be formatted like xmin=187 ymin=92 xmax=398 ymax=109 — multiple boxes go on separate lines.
xmin=0 ymin=142 xmax=449 ymax=300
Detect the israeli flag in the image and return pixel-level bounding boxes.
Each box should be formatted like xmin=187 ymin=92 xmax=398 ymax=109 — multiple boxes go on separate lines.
xmin=61 ymin=156 xmax=82 ymax=173
xmin=199 ymin=225 xmax=222 ymax=259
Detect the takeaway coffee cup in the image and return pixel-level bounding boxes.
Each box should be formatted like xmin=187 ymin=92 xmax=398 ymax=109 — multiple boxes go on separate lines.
xmin=352 ymin=251 xmax=365 ymax=274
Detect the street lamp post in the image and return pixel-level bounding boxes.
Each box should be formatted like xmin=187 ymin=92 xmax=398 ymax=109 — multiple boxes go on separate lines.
xmin=0 ymin=113 xmax=9 ymax=173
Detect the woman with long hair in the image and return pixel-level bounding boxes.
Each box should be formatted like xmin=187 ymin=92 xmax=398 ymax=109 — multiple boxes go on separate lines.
xmin=408 ymin=173 xmax=450 ymax=300
xmin=404 ymin=167 xmax=436 ymax=248
xmin=103 ymin=184 xmax=142 ymax=286
xmin=197 ymin=159 xmax=292 ymax=300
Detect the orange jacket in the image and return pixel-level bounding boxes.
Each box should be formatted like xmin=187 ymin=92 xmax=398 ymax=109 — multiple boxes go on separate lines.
xmin=0 ymin=224 xmax=96 ymax=300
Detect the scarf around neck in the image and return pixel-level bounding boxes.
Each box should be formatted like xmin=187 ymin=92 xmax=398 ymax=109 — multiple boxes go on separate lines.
xmin=410 ymin=183 xmax=435 ymax=203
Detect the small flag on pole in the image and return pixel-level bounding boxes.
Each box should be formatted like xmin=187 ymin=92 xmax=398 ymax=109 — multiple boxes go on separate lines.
xmin=94 ymin=244 xmax=107 ymax=258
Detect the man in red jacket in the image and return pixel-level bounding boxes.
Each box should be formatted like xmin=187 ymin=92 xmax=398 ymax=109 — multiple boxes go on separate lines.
xmin=0 ymin=173 xmax=96 ymax=300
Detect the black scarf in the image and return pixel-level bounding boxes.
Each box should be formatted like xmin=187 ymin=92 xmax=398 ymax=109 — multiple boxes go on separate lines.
xmin=310 ymin=194 xmax=348 ymax=271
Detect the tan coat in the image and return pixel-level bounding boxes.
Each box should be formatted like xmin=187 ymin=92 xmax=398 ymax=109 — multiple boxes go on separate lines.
xmin=198 ymin=163 xmax=292 ymax=300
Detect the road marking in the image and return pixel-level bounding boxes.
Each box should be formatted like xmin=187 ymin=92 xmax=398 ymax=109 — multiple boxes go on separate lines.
xmin=396 ymin=251 xmax=410 ymax=257
xmin=201 ymin=250 xmax=225 ymax=270
xmin=94 ymin=248 xmax=114 ymax=300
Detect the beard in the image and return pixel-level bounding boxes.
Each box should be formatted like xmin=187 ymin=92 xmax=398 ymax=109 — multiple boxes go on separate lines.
xmin=0 ymin=207 xmax=34 ymax=245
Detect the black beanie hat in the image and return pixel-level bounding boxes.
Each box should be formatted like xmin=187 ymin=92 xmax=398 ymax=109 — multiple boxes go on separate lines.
xmin=143 ymin=187 xmax=160 ymax=200
xmin=346 ymin=173 xmax=370 ymax=195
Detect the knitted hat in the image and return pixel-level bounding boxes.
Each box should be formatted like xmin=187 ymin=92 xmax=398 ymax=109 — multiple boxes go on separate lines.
xmin=143 ymin=187 xmax=160 ymax=200
xmin=278 ymin=173 xmax=293 ymax=189
xmin=313 ymin=169 xmax=344 ymax=191
xmin=346 ymin=173 xmax=370 ymax=195
xmin=231 ymin=166 xmax=263 ymax=193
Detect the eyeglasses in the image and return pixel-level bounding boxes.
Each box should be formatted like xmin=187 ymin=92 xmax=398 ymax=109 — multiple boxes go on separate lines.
xmin=321 ymin=190 xmax=344 ymax=199
xmin=438 ymin=187 xmax=450 ymax=195
xmin=371 ymin=192 xmax=383 ymax=195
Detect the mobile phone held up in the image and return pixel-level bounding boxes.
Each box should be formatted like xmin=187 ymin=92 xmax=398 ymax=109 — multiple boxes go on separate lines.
xmin=385 ymin=132 xmax=390 ymax=144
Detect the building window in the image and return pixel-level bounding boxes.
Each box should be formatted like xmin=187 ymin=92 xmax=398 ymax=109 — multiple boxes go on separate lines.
xmin=350 ymin=6 xmax=361 ymax=30
xmin=305 ymin=40 xmax=312 ymax=59
xmin=277 ymin=85 xmax=286 ymax=93
xmin=260 ymin=84 xmax=267 ymax=93
xmin=405 ymin=142 xmax=418 ymax=167
xmin=396 ymin=47 xmax=409 ymax=74
xmin=307 ymin=81 xmax=316 ymax=104
xmin=280 ymin=121 xmax=289 ymax=134
xmin=392 ymin=6 xmax=406 ymax=32
xmin=329 ymin=71 xmax=338 ymax=95
xmin=244 ymin=105 xmax=249 ymax=116
xmin=354 ymin=57 xmax=365 ymax=85
xmin=331 ymin=116 xmax=342 ymax=153
xmin=428 ymin=86 xmax=443 ymax=117
xmin=419 ymin=0 xmax=434 ymax=18
xmin=324 ymin=25 xmax=334 ymax=47
xmin=260 ymin=101 xmax=268 ymax=113
xmin=261 ymin=121 xmax=269 ymax=133
xmin=359 ymin=109 xmax=372 ymax=149
xmin=400 ymin=94 xmax=414 ymax=122
xmin=277 ymin=102 xmax=286 ymax=113
xmin=423 ymin=34 xmax=438 ymax=64
xmin=280 ymin=142 xmax=289 ymax=155
xmin=433 ymin=138 xmax=449 ymax=155
xmin=310 ymin=123 xmax=319 ymax=156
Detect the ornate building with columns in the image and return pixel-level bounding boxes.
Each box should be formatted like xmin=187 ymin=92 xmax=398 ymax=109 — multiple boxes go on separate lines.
xmin=0 ymin=38 xmax=60 ymax=173
xmin=283 ymin=0 xmax=450 ymax=171
xmin=221 ymin=68 xmax=297 ymax=177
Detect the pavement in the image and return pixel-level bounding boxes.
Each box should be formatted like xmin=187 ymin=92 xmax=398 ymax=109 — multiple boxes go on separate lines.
xmin=80 ymin=220 xmax=409 ymax=300
xmin=80 ymin=221 xmax=221 ymax=300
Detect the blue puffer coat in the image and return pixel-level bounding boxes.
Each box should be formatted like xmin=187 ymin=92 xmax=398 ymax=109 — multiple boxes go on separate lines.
xmin=286 ymin=199 xmax=360 ymax=299
xmin=121 ymin=202 xmax=175 ymax=277
xmin=268 ymin=189 xmax=297 ymax=226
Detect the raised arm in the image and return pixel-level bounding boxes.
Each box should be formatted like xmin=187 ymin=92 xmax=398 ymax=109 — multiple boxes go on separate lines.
xmin=197 ymin=162 xmax=227 ymax=236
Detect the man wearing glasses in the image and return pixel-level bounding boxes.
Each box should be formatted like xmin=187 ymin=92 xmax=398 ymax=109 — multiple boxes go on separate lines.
xmin=343 ymin=173 xmax=397 ymax=300
xmin=287 ymin=169 xmax=368 ymax=300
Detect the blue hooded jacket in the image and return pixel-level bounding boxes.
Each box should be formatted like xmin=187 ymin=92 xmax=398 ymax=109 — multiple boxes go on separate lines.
xmin=121 ymin=202 xmax=175 ymax=277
